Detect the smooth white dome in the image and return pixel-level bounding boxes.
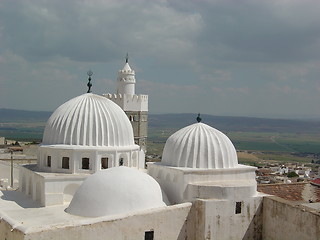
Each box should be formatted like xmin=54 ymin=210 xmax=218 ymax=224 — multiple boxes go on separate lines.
xmin=162 ymin=123 xmax=238 ymax=169
xmin=66 ymin=167 xmax=166 ymax=217
xmin=42 ymin=93 xmax=134 ymax=146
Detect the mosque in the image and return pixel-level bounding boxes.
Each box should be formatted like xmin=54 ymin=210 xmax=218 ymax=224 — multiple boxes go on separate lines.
xmin=0 ymin=58 xmax=319 ymax=240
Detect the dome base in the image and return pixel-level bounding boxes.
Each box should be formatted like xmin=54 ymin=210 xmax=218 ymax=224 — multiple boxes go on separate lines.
xmin=38 ymin=144 xmax=144 ymax=174
xmin=147 ymin=163 xmax=257 ymax=204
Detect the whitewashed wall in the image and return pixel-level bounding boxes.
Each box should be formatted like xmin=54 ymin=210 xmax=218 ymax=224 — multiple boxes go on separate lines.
xmin=263 ymin=196 xmax=320 ymax=240
xmin=0 ymin=203 xmax=191 ymax=240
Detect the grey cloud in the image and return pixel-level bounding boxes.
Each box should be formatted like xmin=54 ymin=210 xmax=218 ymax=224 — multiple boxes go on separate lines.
xmin=1 ymin=0 xmax=320 ymax=118
xmin=0 ymin=0 xmax=202 ymax=63
xmin=169 ymin=0 xmax=320 ymax=63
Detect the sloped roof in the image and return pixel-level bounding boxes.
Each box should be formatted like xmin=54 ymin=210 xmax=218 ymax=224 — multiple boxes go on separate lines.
xmin=311 ymin=178 xmax=320 ymax=187
xmin=258 ymin=182 xmax=320 ymax=202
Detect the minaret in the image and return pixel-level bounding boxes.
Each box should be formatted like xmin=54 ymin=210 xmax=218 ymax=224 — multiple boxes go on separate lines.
xmin=117 ymin=54 xmax=136 ymax=95
xmin=103 ymin=55 xmax=149 ymax=152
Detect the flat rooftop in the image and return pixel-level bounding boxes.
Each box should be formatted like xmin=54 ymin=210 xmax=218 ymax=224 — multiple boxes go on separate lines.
xmin=0 ymin=190 xmax=188 ymax=235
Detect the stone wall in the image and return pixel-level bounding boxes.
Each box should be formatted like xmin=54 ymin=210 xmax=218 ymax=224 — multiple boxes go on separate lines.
xmin=263 ymin=196 xmax=320 ymax=240
xmin=126 ymin=110 xmax=148 ymax=152
xmin=0 ymin=218 xmax=24 ymax=240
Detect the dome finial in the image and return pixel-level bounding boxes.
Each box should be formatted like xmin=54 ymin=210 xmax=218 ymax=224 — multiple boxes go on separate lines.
xmin=87 ymin=70 xmax=93 ymax=93
xmin=196 ymin=113 xmax=202 ymax=123
xmin=125 ymin=53 xmax=129 ymax=63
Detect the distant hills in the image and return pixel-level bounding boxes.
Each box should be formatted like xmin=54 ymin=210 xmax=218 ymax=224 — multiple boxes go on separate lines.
xmin=149 ymin=113 xmax=320 ymax=133
xmin=1 ymin=108 xmax=320 ymax=134
xmin=0 ymin=108 xmax=52 ymax=122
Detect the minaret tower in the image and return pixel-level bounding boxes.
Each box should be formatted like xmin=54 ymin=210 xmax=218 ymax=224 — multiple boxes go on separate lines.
xmin=104 ymin=55 xmax=148 ymax=152
xmin=117 ymin=54 xmax=136 ymax=95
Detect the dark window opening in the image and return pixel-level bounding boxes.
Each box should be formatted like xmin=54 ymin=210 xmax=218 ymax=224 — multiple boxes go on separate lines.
xmin=145 ymin=230 xmax=154 ymax=240
xmin=235 ymin=201 xmax=242 ymax=214
xmin=82 ymin=158 xmax=90 ymax=170
xmin=119 ymin=158 xmax=124 ymax=166
xmin=129 ymin=115 xmax=133 ymax=121
xmin=62 ymin=157 xmax=69 ymax=169
xmin=101 ymin=157 xmax=108 ymax=169
xmin=47 ymin=156 xmax=51 ymax=167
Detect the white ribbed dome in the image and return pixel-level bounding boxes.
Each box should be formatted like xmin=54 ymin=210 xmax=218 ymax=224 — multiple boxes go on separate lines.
xmin=162 ymin=123 xmax=238 ymax=169
xmin=42 ymin=93 xmax=134 ymax=146
xmin=66 ymin=167 xmax=166 ymax=217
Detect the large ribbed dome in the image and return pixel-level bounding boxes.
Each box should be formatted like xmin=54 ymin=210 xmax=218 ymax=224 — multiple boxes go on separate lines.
xmin=162 ymin=123 xmax=238 ymax=169
xmin=42 ymin=93 xmax=134 ymax=146
xmin=66 ymin=167 xmax=166 ymax=217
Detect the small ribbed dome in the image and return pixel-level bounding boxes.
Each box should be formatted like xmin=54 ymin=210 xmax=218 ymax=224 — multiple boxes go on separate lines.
xmin=66 ymin=167 xmax=166 ymax=217
xmin=162 ymin=123 xmax=238 ymax=169
xmin=42 ymin=93 xmax=134 ymax=146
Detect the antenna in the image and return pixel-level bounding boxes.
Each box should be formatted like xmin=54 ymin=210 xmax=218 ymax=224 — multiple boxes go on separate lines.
xmin=87 ymin=70 xmax=93 ymax=93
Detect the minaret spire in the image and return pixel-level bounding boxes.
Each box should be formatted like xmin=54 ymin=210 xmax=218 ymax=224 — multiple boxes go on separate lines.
xmin=196 ymin=113 xmax=202 ymax=123
xmin=125 ymin=53 xmax=129 ymax=63
xmin=87 ymin=70 xmax=93 ymax=93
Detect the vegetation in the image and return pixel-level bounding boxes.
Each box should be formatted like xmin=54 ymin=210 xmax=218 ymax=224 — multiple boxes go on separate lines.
xmin=287 ymin=172 xmax=299 ymax=178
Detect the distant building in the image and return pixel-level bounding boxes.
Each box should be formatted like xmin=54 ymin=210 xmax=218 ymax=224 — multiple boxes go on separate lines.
xmin=103 ymin=56 xmax=148 ymax=152
xmin=0 ymin=137 xmax=5 ymax=145
xmin=258 ymin=182 xmax=320 ymax=202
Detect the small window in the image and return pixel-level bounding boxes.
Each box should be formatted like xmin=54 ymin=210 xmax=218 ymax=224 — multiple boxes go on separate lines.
xmin=47 ymin=156 xmax=51 ymax=167
xmin=119 ymin=158 xmax=124 ymax=166
xmin=235 ymin=201 xmax=242 ymax=214
xmin=101 ymin=157 xmax=108 ymax=169
xmin=82 ymin=158 xmax=90 ymax=170
xmin=62 ymin=157 xmax=69 ymax=169
xmin=145 ymin=230 xmax=154 ymax=240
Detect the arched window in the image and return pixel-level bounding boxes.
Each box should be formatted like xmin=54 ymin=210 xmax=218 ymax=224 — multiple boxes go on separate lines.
xmin=119 ymin=158 xmax=124 ymax=166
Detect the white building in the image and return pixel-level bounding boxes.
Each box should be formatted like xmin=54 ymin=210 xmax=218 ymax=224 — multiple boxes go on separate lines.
xmin=0 ymin=86 xmax=265 ymax=239
xmin=0 ymin=90 xmax=191 ymax=240
xmin=19 ymin=93 xmax=145 ymax=207
xmin=148 ymin=121 xmax=263 ymax=239
xmin=0 ymin=67 xmax=319 ymax=239
xmin=0 ymin=137 xmax=5 ymax=145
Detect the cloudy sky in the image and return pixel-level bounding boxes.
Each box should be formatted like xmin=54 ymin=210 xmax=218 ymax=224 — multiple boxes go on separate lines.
xmin=1 ymin=0 xmax=320 ymax=119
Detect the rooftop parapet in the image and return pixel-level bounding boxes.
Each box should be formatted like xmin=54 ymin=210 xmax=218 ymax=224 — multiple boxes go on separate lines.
xmin=104 ymin=93 xmax=148 ymax=101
